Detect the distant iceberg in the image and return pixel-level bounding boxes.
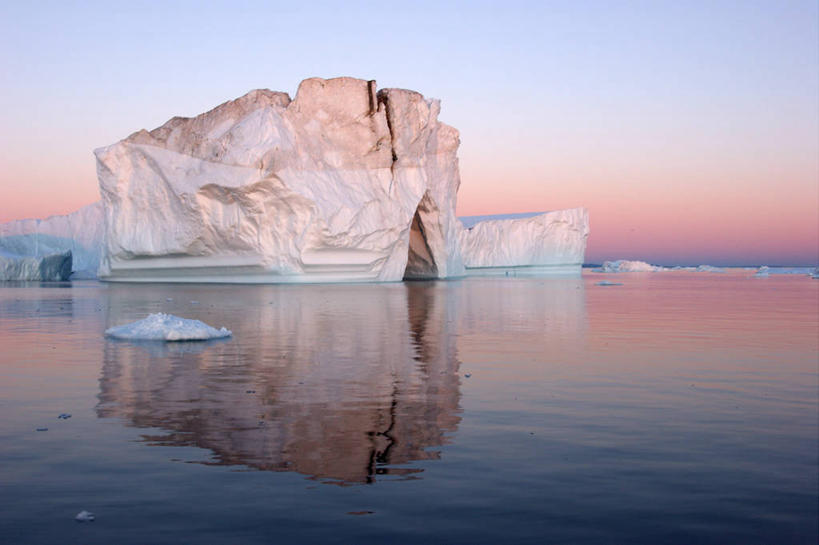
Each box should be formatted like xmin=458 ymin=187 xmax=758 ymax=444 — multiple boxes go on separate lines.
xmin=0 ymin=202 xmax=103 ymax=278
xmin=598 ymin=261 xmax=733 ymax=273
xmin=598 ymin=260 xmax=663 ymax=273
xmin=0 ymin=250 xmax=72 ymax=281
xmin=105 ymin=313 xmax=232 ymax=341
xmin=694 ymin=265 xmax=725 ymax=273
xmin=754 ymin=266 xmax=818 ymax=278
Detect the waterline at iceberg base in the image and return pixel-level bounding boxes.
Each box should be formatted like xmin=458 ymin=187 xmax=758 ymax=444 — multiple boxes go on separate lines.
xmin=2 ymin=77 xmax=588 ymax=283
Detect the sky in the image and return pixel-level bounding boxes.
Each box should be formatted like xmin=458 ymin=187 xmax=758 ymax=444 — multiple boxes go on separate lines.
xmin=0 ymin=0 xmax=816 ymax=266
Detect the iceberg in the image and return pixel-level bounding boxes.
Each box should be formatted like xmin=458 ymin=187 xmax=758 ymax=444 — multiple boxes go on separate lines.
xmin=1 ymin=77 xmax=589 ymax=283
xmin=598 ymin=260 xmax=664 ymax=273
xmin=694 ymin=265 xmax=725 ymax=273
xmin=458 ymin=208 xmax=588 ymax=275
xmin=599 ymin=261 xmax=729 ymax=273
xmin=754 ymin=266 xmax=770 ymax=278
xmin=0 ymin=202 xmax=103 ymax=278
xmin=0 ymin=250 xmax=72 ymax=281
xmin=104 ymin=313 xmax=232 ymax=341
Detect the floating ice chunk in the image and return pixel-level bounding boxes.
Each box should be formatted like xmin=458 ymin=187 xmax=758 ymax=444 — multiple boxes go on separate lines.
xmin=695 ymin=265 xmax=725 ymax=273
xmin=75 ymin=510 xmax=95 ymax=522
xmin=754 ymin=266 xmax=770 ymax=278
xmin=812 ymin=268 xmax=819 ymax=279
xmin=596 ymin=280 xmax=623 ymax=286
xmin=57 ymin=413 xmax=72 ymax=419
xmin=105 ymin=313 xmax=232 ymax=341
xmin=598 ymin=260 xmax=663 ymax=273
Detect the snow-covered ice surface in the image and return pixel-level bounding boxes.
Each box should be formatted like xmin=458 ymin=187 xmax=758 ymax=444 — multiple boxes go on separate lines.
xmin=0 ymin=251 xmax=72 ymax=281
xmin=0 ymin=203 xmax=103 ymax=278
xmin=459 ymin=212 xmax=545 ymax=229
xmin=105 ymin=313 xmax=232 ymax=341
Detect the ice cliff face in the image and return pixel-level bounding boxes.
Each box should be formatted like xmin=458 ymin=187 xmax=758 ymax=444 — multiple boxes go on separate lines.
xmin=459 ymin=208 xmax=589 ymax=275
xmin=94 ymin=77 xmax=466 ymax=282
xmin=0 ymin=202 xmax=103 ymax=278
xmin=0 ymin=251 xmax=72 ymax=281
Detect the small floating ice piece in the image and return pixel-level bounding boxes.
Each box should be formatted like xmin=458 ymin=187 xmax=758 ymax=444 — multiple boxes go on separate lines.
xmin=695 ymin=265 xmax=725 ymax=273
xmin=58 ymin=413 xmax=72 ymax=419
xmin=596 ymin=280 xmax=623 ymax=286
xmin=75 ymin=510 xmax=95 ymax=522
xmin=105 ymin=313 xmax=231 ymax=341
xmin=754 ymin=266 xmax=770 ymax=278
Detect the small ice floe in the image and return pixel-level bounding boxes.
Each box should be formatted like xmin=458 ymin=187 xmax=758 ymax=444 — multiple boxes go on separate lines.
xmin=75 ymin=510 xmax=95 ymax=522
xmin=166 ymin=297 xmax=173 ymax=302
xmin=190 ymin=300 xmax=199 ymax=305
xmin=104 ymin=313 xmax=231 ymax=341
xmin=754 ymin=266 xmax=770 ymax=278
xmin=57 ymin=413 xmax=72 ymax=420
xmin=596 ymin=280 xmax=623 ymax=286
xmin=812 ymin=268 xmax=819 ymax=279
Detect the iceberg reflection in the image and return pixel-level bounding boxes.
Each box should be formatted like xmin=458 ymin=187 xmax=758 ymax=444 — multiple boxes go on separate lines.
xmin=96 ymin=282 xmax=462 ymax=484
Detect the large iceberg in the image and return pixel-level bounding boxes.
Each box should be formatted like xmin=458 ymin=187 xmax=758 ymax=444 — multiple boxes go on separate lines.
xmin=2 ymin=77 xmax=589 ymax=283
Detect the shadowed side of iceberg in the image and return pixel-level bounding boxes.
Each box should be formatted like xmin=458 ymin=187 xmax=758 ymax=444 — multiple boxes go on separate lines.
xmin=0 ymin=250 xmax=72 ymax=281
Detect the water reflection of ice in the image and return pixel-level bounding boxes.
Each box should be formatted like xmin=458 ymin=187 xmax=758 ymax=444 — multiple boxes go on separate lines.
xmin=96 ymin=282 xmax=464 ymax=484
xmin=105 ymin=337 xmax=231 ymax=357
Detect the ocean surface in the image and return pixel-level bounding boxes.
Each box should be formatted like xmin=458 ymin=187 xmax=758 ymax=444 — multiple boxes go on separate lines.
xmin=0 ymin=271 xmax=816 ymax=544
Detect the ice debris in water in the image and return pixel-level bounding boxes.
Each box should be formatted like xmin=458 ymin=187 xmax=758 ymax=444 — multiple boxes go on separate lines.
xmin=754 ymin=266 xmax=770 ymax=278
xmin=75 ymin=510 xmax=95 ymax=522
xmin=104 ymin=313 xmax=231 ymax=341
xmin=596 ymin=280 xmax=623 ymax=286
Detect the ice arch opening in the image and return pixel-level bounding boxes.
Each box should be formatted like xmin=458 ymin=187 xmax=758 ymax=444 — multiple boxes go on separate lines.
xmin=403 ymin=196 xmax=439 ymax=280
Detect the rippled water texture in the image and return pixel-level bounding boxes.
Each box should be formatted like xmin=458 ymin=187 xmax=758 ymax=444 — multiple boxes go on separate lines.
xmin=0 ymin=272 xmax=816 ymax=544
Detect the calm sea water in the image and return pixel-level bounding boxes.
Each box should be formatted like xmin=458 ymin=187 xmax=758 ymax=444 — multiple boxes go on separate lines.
xmin=0 ymin=271 xmax=816 ymax=544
